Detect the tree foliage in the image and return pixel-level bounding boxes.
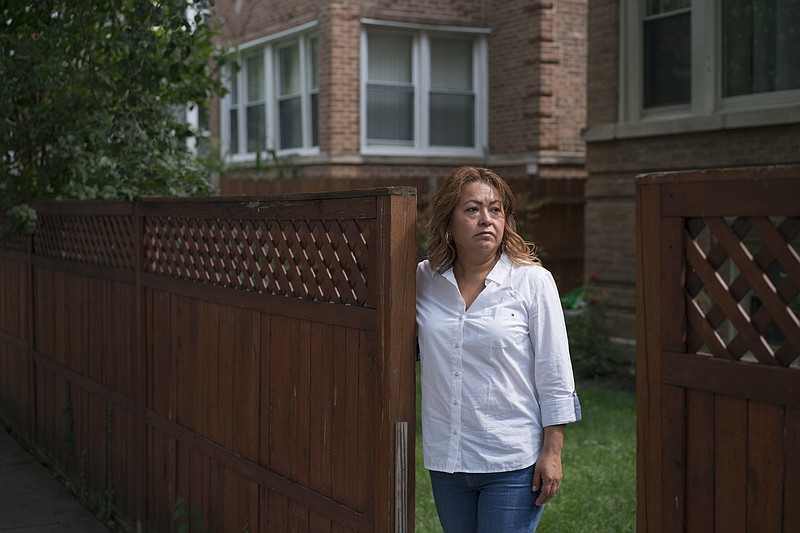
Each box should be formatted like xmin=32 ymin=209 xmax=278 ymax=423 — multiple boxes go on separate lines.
xmin=0 ymin=0 xmax=228 ymax=237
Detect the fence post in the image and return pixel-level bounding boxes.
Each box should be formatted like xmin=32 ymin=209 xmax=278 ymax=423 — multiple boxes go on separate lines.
xmin=26 ymin=228 xmax=36 ymax=443
xmin=132 ymin=200 xmax=147 ymax=532
xmin=373 ymin=189 xmax=417 ymax=532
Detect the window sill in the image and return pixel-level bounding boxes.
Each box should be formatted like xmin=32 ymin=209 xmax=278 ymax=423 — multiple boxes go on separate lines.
xmin=583 ymin=103 xmax=800 ymax=142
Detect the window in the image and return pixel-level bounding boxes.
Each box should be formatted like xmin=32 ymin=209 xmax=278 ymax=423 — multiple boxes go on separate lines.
xmin=643 ymin=0 xmax=691 ymax=108
xmin=221 ymin=27 xmax=318 ymax=161
xmin=245 ymin=53 xmax=266 ymax=153
xmin=722 ymin=0 xmax=800 ymax=98
xmin=278 ymin=37 xmax=319 ymax=149
xmin=622 ymin=0 xmax=800 ymax=123
xmin=429 ymin=37 xmax=476 ymax=147
xmin=362 ymin=23 xmax=487 ymax=155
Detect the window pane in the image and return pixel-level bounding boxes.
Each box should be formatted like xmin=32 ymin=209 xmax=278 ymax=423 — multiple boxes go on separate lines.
xmin=246 ymin=54 xmax=264 ymax=102
xmin=279 ymin=97 xmax=302 ymax=149
xmin=280 ymin=43 xmax=301 ymax=96
xmin=367 ymin=85 xmax=413 ymax=143
xmin=311 ymin=93 xmax=318 ymax=147
xmin=229 ymin=109 xmax=239 ymax=154
xmin=723 ymin=0 xmax=800 ymax=97
xmin=431 ymin=39 xmax=473 ymax=91
xmin=246 ymin=103 xmax=265 ymax=153
xmin=309 ymin=36 xmax=319 ymax=90
xmin=429 ymin=93 xmax=474 ymax=147
xmin=644 ymin=12 xmax=691 ymax=107
xmin=198 ymin=104 xmax=208 ymax=131
xmin=230 ymin=63 xmax=239 ymax=105
xmin=368 ymin=32 xmax=412 ymax=83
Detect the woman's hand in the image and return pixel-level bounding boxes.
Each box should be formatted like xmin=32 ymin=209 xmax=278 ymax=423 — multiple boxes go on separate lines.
xmin=532 ymin=424 xmax=565 ymax=505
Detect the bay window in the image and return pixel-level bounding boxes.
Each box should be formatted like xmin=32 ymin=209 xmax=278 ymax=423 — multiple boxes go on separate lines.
xmin=221 ymin=27 xmax=318 ymax=161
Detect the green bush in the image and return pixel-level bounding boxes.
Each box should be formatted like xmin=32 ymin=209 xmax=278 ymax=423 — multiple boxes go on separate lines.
xmin=562 ymin=275 xmax=630 ymax=380
xmin=1 ymin=1 xmax=229 ymax=240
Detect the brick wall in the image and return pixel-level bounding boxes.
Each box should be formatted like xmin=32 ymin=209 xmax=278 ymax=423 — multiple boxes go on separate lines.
xmin=214 ymin=0 xmax=320 ymax=48
xmin=555 ymin=0 xmax=588 ymax=155
xmin=586 ymin=0 xmax=619 ymax=127
xmin=489 ymin=0 xmax=587 ymax=157
xmin=319 ymin=2 xmax=360 ymax=154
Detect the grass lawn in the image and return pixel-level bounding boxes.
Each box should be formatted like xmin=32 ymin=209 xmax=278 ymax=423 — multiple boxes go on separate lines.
xmin=414 ymin=374 xmax=636 ymax=532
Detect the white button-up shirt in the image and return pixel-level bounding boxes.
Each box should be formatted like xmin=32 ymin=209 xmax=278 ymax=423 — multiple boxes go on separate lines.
xmin=416 ymin=254 xmax=581 ymax=473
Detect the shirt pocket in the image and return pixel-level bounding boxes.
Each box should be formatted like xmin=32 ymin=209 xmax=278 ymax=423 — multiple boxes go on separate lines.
xmin=475 ymin=303 xmax=528 ymax=348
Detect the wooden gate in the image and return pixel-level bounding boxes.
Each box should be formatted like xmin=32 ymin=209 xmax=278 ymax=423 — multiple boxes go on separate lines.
xmin=0 ymin=187 xmax=417 ymax=532
xmin=636 ymin=166 xmax=800 ymax=532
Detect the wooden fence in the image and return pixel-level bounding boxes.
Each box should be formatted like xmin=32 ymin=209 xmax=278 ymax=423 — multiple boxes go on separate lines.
xmin=636 ymin=166 xmax=800 ymax=532
xmin=0 ymin=187 xmax=418 ymax=532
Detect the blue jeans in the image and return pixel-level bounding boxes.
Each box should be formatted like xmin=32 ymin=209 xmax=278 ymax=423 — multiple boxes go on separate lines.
xmin=429 ymin=465 xmax=544 ymax=533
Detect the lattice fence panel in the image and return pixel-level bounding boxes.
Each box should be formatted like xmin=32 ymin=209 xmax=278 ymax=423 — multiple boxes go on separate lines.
xmin=685 ymin=215 xmax=800 ymax=367
xmin=34 ymin=214 xmax=135 ymax=270
xmin=143 ymin=216 xmax=372 ymax=306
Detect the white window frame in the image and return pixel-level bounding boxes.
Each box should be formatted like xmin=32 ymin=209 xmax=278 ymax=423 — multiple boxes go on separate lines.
xmin=220 ymin=22 xmax=319 ymax=164
xmin=360 ymin=19 xmax=489 ymax=157
xmin=619 ymin=0 xmax=800 ymax=131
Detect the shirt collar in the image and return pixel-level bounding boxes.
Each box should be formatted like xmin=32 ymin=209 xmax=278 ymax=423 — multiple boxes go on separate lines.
xmin=441 ymin=253 xmax=511 ymax=286
xmin=485 ymin=253 xmax=512 ymax=285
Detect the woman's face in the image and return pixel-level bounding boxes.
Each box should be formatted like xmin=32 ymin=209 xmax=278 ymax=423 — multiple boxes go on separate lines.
xmin=449 ymin=181 xmax=505 ymax=260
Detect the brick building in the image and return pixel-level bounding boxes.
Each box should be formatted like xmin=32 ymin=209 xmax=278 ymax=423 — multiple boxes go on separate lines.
xmin=585 ymin=0 xmax=800 ymax=340
xmin=207 ymin=0 xmax=588 ymax=292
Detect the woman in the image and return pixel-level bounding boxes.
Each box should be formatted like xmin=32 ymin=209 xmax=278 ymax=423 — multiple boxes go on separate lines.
xmin=416 ymin=166 xmax=581 ymax=532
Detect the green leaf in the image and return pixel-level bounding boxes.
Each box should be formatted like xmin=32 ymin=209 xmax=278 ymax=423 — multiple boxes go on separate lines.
xmin=0 ymin=0 xmax=226 ymax=241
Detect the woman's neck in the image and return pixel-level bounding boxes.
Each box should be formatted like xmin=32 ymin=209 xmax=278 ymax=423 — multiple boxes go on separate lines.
xmin=453 ymin=253 xmax=498 ymax=281
xmin=453 ymin=253 xmax=500 ymax=309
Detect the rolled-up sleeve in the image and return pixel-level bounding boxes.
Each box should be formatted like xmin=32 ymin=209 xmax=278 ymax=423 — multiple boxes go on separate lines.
xmin=529 ymin=270 xmax=582 ymax=427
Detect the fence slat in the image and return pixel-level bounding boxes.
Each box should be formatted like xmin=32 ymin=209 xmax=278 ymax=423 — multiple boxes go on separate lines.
xmin=714 ymin=395 xmax=747 ymax=533
xmin=785 ymin=407 xmax=800 ymax=532
xmin=747 ymin=402 xmax=784 ymax=533
xmin=685 ymin=390 xmax=714 ymax=532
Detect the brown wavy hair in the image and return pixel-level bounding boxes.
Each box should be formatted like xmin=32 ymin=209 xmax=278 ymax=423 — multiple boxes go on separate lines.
xmin=426 ymin=166 xmax=540 ymax=273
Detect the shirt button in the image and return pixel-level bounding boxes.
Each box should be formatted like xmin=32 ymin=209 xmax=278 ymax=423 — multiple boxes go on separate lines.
xmin=453 ymin=400 xmax=459 ymax=405
xmin=454 ymin=372 xmax=460 ymax=377
xmin=453 ymin=430 xmax=458 ymax=435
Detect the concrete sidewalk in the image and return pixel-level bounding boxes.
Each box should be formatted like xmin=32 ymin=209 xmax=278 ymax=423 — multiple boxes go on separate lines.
xmin=0 ymin=425 xmax=112 ymax=532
